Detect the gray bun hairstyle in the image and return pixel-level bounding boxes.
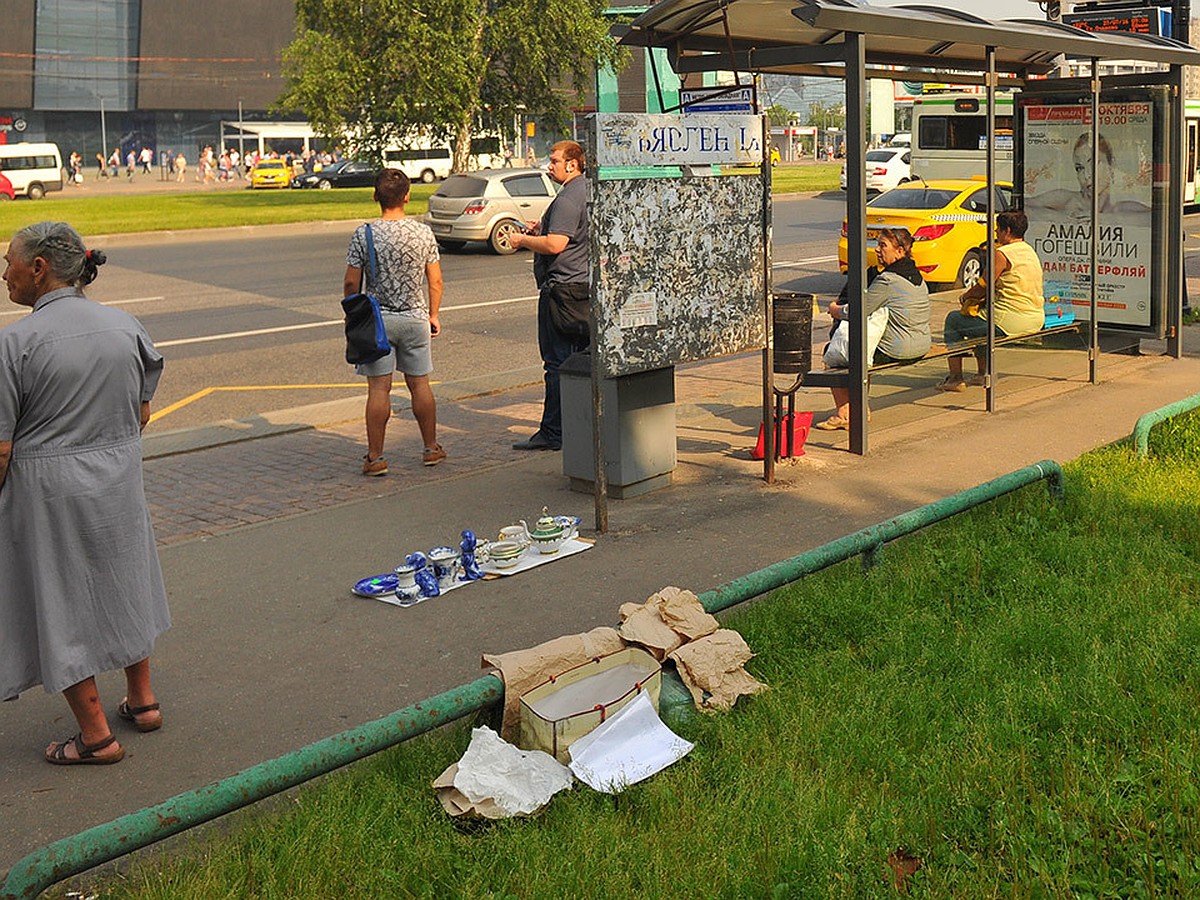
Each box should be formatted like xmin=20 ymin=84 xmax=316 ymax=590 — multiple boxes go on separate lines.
xmin=11 ymin=221 xmax=107 ymax=287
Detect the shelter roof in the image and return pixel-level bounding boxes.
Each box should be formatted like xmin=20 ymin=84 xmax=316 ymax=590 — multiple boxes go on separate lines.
xmin=618 ymin=0 xmax=1200 ymax=82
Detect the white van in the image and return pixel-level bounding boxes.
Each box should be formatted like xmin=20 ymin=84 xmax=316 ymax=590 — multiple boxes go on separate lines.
xmin=382 ymin=146 xmax=453 ymax=183
xmin=0 ymin=142 xmax=64 ymax=199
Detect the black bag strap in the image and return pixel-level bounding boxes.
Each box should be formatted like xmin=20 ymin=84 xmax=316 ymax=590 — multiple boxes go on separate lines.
xmin=360 ymin=223 xmax=378 ymax=294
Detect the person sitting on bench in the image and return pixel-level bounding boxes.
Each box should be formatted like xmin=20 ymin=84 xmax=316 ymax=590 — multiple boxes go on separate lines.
xmin=938 ymin=209 xmax=1045 ymax=393
xmin=817 ymin=227 xmax=931 ymax=431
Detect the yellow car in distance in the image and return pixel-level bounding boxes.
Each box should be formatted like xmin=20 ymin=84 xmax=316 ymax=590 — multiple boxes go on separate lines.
xmin=250 ymin=159 xmax=292 ymax=189
xmin=837 ymin=178 xmax=1014 ymax=288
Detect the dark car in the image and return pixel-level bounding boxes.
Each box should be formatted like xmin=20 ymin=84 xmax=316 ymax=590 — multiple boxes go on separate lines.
xmin=290 ymin=159 xmax=379 ymax=190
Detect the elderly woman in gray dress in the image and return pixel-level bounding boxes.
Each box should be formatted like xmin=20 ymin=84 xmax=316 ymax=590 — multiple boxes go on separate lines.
xmin=0 ymin=222 xmax=170 ymax=765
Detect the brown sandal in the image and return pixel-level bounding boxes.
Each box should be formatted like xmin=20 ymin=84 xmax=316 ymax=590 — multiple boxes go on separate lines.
xmin=117 ymin=699 xmax=163 ymax=732
xmin=45 ymin=732 xmax=125 ymax=766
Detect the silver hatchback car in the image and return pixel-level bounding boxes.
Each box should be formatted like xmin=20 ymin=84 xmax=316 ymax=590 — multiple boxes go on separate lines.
xmin=426 ymin=168 xmax=559 ymax=255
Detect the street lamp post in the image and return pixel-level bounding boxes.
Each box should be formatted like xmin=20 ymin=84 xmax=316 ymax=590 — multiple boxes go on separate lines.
xmin=237 ymin=99 xmax=245 ymax=160
xmin=100 ymin=97 xmax=107 ymax=168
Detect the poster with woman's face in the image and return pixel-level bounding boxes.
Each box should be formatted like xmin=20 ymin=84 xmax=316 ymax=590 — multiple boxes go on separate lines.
xmin=1023 ymin=101 xmax=1153 ymax=328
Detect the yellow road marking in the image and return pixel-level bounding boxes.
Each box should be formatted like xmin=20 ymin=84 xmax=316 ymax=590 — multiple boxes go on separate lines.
xmin=148 ymin=383 xmax=366 ymax=424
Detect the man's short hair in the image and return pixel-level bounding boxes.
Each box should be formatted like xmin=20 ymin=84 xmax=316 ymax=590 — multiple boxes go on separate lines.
xmin=553 ymin=140 xmax=586 ymax=172
xmin=997 ymin=209 xmax=1029 ymax=239
xmin=374 ymin=168 xmax=410 ymax=209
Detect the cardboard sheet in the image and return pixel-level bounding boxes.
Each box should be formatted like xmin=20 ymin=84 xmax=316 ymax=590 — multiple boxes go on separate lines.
xmin=668 ymin=628 xmax=768 ymax=712
xmin=483 ymin=626 xmax=626 ymax=741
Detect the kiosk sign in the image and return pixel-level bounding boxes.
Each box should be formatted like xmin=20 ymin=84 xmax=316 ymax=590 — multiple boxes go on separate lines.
xmin=594 ymin=113 xmax=764 ymax=167
xmin=1022 ymin=101 xmax=1154 ymax=328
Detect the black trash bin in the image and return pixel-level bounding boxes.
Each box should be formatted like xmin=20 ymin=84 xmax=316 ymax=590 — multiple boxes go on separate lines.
xmin=762 ymin=292 xmax=815 ymax=461
xmin=773 ymin=291 xmax=814 ymax=375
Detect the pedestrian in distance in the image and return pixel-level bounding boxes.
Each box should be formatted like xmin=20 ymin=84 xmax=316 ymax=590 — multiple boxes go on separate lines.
xmin=95 ymin=151 xmax=107 ymax=179
xmin=174 ymin=151 xmax=187 ymax=182
xmin=508 ymin=140 xmax=591 ymax=451
xmin=343 ymin=168 xmax=446 ymax=475
xmin=0 ymin=221 xmax=170 ymax=765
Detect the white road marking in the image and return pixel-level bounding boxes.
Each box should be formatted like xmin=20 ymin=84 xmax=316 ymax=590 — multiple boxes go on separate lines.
xmin=0 ymin=295 xmax=165 ymax=318
xmin=154 ymin=294 xmax=542 ymax=348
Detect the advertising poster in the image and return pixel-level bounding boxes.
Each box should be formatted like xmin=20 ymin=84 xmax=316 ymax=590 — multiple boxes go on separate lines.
xmin=1023 ymin=101 xmax=1154 ymax=328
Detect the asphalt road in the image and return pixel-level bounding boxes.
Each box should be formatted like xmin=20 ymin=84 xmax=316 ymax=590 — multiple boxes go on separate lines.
xmin=7 ymin=194 xmax=851 ymax=434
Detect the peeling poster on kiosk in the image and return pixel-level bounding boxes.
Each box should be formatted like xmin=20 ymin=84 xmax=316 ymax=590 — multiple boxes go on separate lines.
xmin=1023 ymin=102 xmax=1154 ymax=328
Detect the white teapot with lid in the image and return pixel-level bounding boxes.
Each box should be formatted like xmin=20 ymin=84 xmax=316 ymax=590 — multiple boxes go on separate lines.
xmin=525 ymin=506 xmax=577 ymax=554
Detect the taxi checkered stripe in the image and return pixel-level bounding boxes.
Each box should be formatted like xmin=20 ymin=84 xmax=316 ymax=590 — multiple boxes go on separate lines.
xmin=927 ymin=213 xmax=983 ymax=222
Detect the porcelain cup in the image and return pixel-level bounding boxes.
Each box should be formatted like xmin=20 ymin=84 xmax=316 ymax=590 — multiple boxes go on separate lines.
xmin=429 ymin=547 xmax=461 ymax=589
xmin=498 ymin=525 xmax=529 ymax=547
xmin=393 ymin=562 xmax=420 ymax=600
xmin=486 ymin=540 xmax=524 ymax=568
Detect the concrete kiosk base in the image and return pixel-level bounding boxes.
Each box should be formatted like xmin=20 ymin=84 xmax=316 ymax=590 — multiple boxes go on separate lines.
xmin=559 ymin=352 xmax=676 ymax=499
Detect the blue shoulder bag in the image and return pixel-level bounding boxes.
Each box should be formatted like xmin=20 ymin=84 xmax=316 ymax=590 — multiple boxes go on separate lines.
xmin=341 ymin=224 xmax=391 ymax=365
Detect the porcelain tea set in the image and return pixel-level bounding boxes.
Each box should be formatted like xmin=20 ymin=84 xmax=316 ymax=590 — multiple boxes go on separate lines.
xmin=376 ymin=509 xmax=579 ymax=602
xmin=482 ymin=507 xmax=579 ymax=569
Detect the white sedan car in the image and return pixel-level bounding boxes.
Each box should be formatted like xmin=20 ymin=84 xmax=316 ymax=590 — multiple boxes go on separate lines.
xmin=839 ymin=147 xmax=912 ymax=194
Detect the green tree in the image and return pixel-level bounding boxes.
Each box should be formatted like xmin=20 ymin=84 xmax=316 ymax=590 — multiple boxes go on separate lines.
xmin=766 ymin=104 xmax=796 ymax=127
xmin=278 ymin=0 xmax=623 ymax=171
xmin=805 ymin=100 xmax=845 ymax=131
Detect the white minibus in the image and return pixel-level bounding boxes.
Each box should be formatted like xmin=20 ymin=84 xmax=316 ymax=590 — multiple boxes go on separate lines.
xmin=0 ymin=142 xmax=64 ymax=198
xmin=910 ymin=93 xmax=1013 ymax=182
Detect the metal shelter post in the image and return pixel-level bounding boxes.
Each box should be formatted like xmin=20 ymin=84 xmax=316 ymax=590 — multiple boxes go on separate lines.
xmin=985 ymin=46 xmax=997 ymax=413
xmin=762 ymin=113 xmax=776 ymax=483
xmin=1090 ymin=60 xmax=1101 ymax=380
xmin=1168 ymin=58 xmax=1186 ymax=357
xmin=845 ymin=30 xmax=867 ymax=455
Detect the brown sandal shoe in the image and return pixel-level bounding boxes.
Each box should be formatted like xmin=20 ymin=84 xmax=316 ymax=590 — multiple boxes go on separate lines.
xmin=118 ymin=699 xmax=163 ymax=733
xmin=45 ymin=732 xmax=125 ymax=766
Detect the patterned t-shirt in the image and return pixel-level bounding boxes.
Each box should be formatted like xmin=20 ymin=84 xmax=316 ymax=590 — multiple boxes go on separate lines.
xmin=346 ymin=218 xmax=439 ymax=319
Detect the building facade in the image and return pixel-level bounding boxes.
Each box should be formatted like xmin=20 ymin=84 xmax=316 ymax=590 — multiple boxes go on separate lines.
xmin=0 ymin=0 xmax=296 ymax=162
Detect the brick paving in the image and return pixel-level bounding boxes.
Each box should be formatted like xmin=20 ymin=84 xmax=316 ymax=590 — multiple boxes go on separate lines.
xmin=143 ymin=381 xmax=550 ymax=545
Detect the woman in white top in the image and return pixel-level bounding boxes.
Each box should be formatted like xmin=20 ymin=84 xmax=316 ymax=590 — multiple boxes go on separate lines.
xmin=938 ymin=209 xmax=1045 ymax=392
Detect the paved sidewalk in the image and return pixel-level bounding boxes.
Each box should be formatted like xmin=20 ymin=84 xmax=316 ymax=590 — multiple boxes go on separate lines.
xmin=1 ymin=333 xmax=1198 ymax=881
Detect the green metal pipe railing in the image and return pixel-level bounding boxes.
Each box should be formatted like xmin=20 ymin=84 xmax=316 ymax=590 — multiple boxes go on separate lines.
xmin=1 ymin=458 xmax=1065 ymax=900
xmin=1131 ymin=393 xmax=1200 ymax=458
xmin=0 ymin=677 xmax=503 ymax=900
xmin=698 ymin=460 xmax=1064 ymax=615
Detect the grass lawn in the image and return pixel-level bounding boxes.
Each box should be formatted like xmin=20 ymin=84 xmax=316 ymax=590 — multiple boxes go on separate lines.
xmin=84 ymin=414 xmax=1200 ymax=898
xmin=0 ymin=167 xmax=843 ymax=240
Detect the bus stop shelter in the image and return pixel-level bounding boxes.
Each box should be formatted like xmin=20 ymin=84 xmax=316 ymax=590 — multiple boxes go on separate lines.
xmin=619 ymin=0 xmax=1200 ymax=457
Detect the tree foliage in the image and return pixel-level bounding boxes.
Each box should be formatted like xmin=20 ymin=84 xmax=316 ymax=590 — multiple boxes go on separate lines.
xmin=805 ymin=100 xmax=846 ymax=131
xmin=278 ymin=0 xmax=623 ymax=170
xmin=766 ymin=104 xmax=796 ymax=127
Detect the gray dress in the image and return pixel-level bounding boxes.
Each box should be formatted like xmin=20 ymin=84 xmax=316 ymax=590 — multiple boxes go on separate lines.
xmin=0 ymin=287 xmax=169 ymax=699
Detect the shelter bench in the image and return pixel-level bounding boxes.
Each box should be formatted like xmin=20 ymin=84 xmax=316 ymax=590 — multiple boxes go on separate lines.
xmin=797 ymin=321 xmax=1085 ymax=390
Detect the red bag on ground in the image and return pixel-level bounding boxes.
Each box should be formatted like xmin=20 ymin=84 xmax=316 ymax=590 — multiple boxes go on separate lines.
xmin=751 ymin=411 xmax=813 ymax=460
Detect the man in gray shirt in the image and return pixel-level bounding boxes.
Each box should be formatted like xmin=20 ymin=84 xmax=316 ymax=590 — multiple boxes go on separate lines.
xmin=509 ymin=140 xmax=590 ymax=451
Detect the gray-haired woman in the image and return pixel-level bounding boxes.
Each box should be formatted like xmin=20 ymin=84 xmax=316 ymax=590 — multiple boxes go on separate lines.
xmin=1 ymin=222 xmax=170 ymax=765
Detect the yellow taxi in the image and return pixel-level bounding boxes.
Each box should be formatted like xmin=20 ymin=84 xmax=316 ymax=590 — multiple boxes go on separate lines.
xmin=837 ymin=178 xmax=1014 ymax=288
xmin=250 ymin=159 xmax=292 ymax=189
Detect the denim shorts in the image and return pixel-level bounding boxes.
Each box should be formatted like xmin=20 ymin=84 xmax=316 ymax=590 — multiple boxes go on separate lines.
xmin=356 ymin=313 xmax=432 ymax=378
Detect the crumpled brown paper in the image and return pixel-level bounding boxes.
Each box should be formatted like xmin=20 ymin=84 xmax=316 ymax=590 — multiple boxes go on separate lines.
xmin=668 ymin=628 xmax=768 ymax=712
xmin=618 ymin=586 xmax=719 ymax=660
xmin=482 ymin=626 xmax=626 ymax=741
